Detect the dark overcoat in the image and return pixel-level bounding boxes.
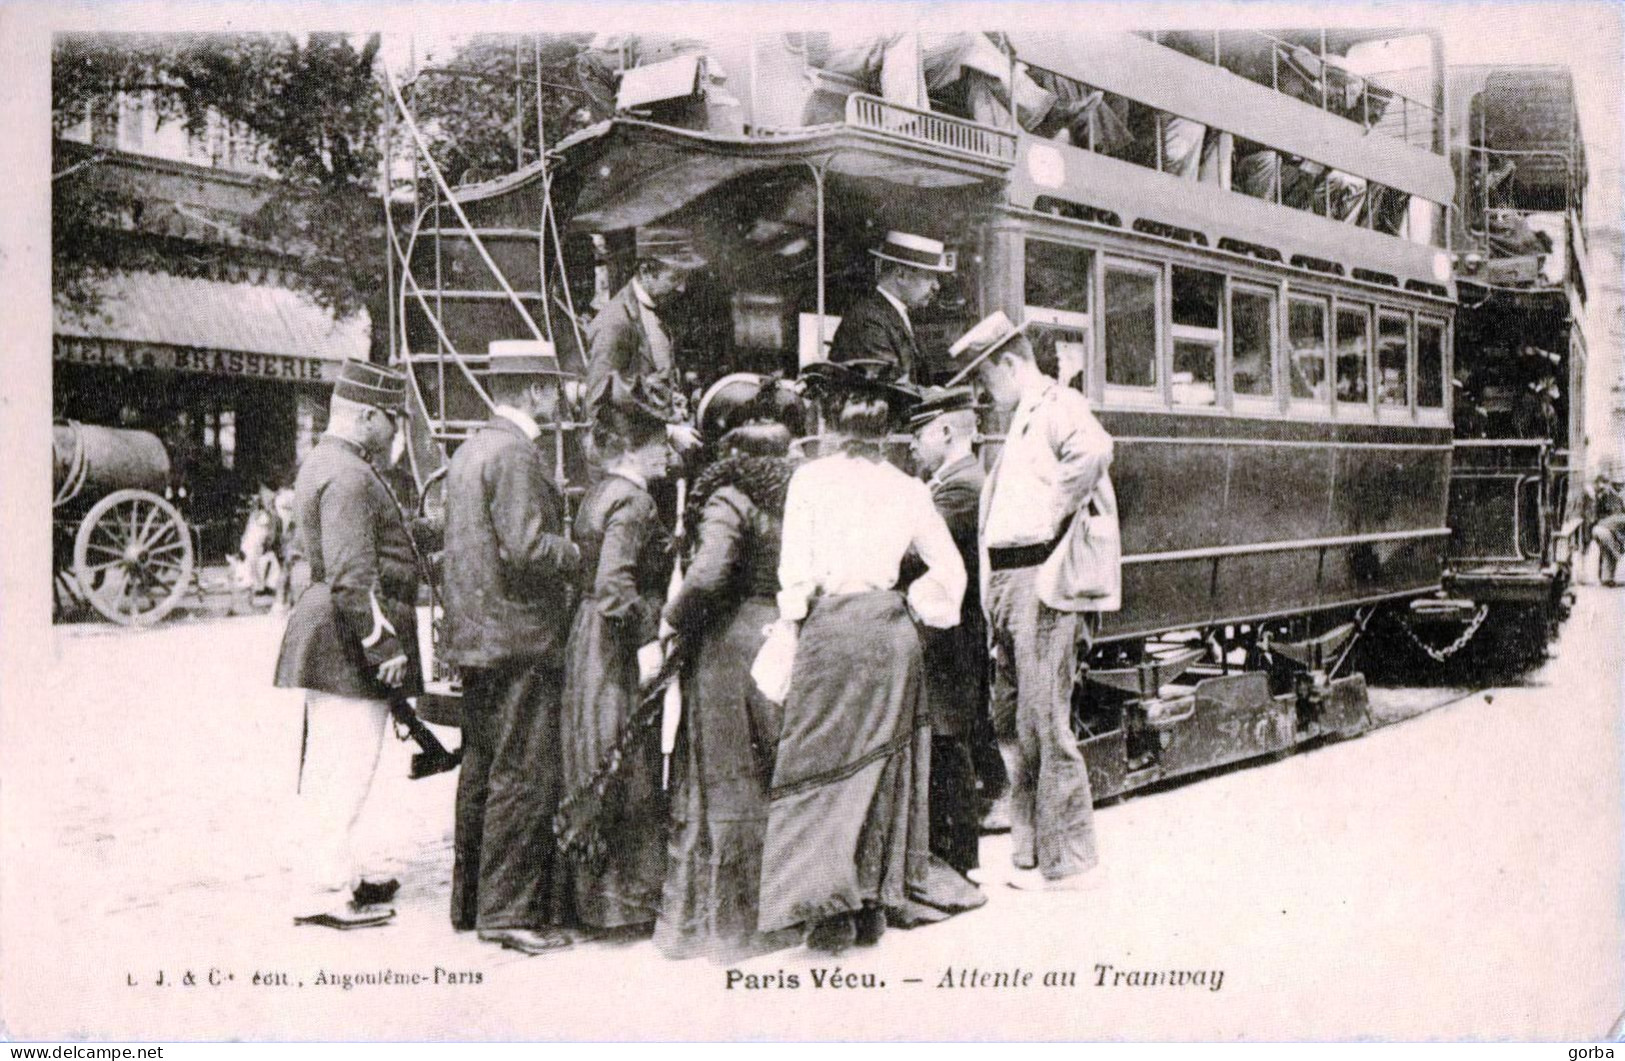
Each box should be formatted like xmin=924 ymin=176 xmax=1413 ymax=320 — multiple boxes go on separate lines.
xmin=441 ymin=416 xmax=579 ymax=670
xmin=583 ymin=281 xmax=676 ymax=415
xmin=274 ymin=435 xmax=422 ymax=699
xmin=921 ymin=454 xmax=988 ymax=736
xmin=829 ymin=289 xmax=923 ymax=383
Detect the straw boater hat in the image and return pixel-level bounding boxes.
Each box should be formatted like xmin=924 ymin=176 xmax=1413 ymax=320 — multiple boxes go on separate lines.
xmin=907 ymin=385 xmax=982 ymax=432
xmin=946 ymin=310 xmax=1028 ymax=381
xmin=334 ymin=359 xmax=407 ymax=412
xmin=636 ymin=225 xmax=708 ymax=271
xmin=869 ymin=230 xmax=955 ymax=274
xmin=485 ymin=339 xmax=576 ymax=378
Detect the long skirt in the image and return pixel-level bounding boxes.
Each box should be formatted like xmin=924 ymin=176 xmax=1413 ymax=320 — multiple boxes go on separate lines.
xmin=654 ymin=597 xmax=782 ymax=960
xmin=757 ymin=590 xmax=984 ymax=934
xmin=559 ymin=607 xmax=667 ymax=930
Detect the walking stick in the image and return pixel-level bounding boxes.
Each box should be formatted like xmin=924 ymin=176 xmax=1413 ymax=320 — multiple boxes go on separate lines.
xmin=660 ymin=477 xmax=687 ymax=789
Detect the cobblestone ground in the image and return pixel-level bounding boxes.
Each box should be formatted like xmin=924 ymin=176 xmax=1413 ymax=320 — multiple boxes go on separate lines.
xmin=4 ymin=587 xmax=1620 ymax=1041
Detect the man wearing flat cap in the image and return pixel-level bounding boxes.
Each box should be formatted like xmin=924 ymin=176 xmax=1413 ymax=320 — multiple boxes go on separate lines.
xmin=829 ymin=230 xmax=956 ymax=385
xmin=907 ymin=387 xmax=1005 ymax=875
xmin=275 ymin=359 xmax=423 ymax=928
xmin=953 ymin=311 xmax=1119 ymax=892
xmin=584 ymin=225 xmax=707 ymax=456
xmin=442 ymin=341 xmax=582 ymax=956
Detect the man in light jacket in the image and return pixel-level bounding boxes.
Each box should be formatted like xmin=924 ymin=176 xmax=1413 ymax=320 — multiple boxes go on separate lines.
xmin=955 ymin=311 xmax=1119 ymax=890
xmin=442 ymin=341 xmax=582 ymax=955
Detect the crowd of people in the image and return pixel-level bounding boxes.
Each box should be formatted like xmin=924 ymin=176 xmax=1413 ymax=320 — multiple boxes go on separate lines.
xmin=272 ymin=227 xmax=1121 ymax=963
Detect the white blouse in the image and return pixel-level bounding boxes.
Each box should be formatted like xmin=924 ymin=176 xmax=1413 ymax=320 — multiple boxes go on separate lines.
xmin=777 ymin=452 xmax=967 ymax=629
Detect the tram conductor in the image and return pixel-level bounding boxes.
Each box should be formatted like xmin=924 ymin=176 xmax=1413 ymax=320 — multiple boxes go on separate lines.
xmin=953 ymin=311 xmax=1119 ymax=891
xmin=829 ymin=230 xmax=956 ymax=384
xmin=442 ymin=341 xmax=581 ymax=956
xmin=274 ymin=359 xmax=423 ymax=929
xmin=584 ymin=225 xmax=708 ymax=456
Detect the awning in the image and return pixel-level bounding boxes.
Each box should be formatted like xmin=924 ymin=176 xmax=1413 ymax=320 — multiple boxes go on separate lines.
xmin=54 ymin=270 xmax=370 ymax=382
xmin=456 ymin=117 xmax=1013 ymax=234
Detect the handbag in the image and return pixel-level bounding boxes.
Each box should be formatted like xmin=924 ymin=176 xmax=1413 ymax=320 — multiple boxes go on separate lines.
xmin=750 ymin=618 xmax=800 ymax=705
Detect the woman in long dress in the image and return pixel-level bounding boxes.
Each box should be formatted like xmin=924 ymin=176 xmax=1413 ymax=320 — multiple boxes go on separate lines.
xmin=557 ymin=404 xmax=674 ymax=932
xmin=654 ymin=419 xmax=798 ymax=960
xmin=757 ymin=366 xmax=985 ymax=953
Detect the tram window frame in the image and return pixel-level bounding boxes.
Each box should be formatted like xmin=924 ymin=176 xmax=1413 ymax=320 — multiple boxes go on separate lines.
xmin=1169 ymin=265 xmax=1225 ymax=410
xmin=1023 ymin=238 xmax=1095 ymax=393
xmin=1287 ymin=295 xmax=1333 ymax=414
xmin=1334 ymin=302 xmax=1375 ymax=418
xmin=1102 ymin=257 xmax=1164 ymax=406
xmin=1416 ymin=315 xmax=1448 ymax=416
xmin=1376 ymin=309 xmax=1413 ymax=416
xmin=1228 ymin=282 xmax=1279 ymax=413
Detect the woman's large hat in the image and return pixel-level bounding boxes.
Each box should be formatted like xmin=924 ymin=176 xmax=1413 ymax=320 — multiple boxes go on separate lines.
xmin=798 ymin=359 xmax=923 ymax=412
xmin=696 ymin=372 xmax=810 ymax=440
xmin=868 ymin=230 xmax=955 ymax=274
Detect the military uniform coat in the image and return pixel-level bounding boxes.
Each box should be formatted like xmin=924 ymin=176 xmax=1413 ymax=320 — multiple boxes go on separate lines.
xmin=441 ymin=416 xmax=579 ymax=670
xmin=920 ymin=455 xmax=988 ymax=736
xmin=274 ymin=435 xmax=422 ymax=700
xmin=829 ymin=289 xmax=923 ymax=383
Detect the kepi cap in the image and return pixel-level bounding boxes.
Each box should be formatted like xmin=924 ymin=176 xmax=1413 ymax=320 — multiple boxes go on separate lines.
xmin=334 ymin=359 xmax=407 ymax=412
xmin=869 ymin=230 xmax=955 ymax=274
xmin=908 ymin=386 xmax=981 ymax=431
xmin=485 ymin=339 xmax=576 ymax=378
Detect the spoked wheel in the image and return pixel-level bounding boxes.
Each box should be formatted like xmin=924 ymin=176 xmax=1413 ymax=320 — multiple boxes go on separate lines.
xmin=72 ymin=488 xmax=195 ymax=626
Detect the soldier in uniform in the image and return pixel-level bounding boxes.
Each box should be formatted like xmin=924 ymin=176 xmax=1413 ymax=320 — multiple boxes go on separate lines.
xmin=274 ymin=360 xmax=422 ymax=929
xmin=829 ymin=231 xmax=956 ymax=385
xmin=907 ymin=387 xmax=1004 ymax=875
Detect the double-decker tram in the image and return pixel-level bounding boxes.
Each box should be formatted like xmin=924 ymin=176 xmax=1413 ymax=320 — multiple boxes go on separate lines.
xmin=1383 ymin=64 xmax=1588 ymax=669
xmin=386 ymin=28 xmax=1467 ymax=796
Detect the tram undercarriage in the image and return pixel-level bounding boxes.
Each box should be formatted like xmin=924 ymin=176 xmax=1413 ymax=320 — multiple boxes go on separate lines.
xmin=1074 ymin=614 xmax=1374 ymax=800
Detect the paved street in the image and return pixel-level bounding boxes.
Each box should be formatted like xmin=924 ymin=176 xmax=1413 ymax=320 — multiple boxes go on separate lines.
xmin=2 ymin=588 xmax=1620 ymax=1041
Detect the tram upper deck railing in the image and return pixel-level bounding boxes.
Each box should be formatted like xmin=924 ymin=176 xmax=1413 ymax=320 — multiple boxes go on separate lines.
xmin=842 ymin=93 xmax=1019 ymax=165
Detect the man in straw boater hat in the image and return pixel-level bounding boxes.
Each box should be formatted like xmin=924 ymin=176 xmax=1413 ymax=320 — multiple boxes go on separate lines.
xmin=828 ymin=230 xmax=957 ymax=385
xmin=949 ymin=310 xmax=1120 ymax=891
xmin=275 ymin=359 xmax=424 ymax=928
xmin=584 ymin=224 xmax=709 ymax=457
xmin=906 ymin=386 xmax=1006 ymax=876
xmin=441 ymin=341 xmax=582 ymax=955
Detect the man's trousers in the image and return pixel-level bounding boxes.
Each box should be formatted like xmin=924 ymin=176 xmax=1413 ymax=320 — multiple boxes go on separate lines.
xmin=985 ymin=566 xmax=1100 ymax=880
xmin=451 ymin=660 xmax=569 ymax=932
xmin=294 ymin=690 xmax=391 ymax=914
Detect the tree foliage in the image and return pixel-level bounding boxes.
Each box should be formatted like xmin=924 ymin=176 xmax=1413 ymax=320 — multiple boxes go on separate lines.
xmin=52 ymin=32 xmax=592 ymax=353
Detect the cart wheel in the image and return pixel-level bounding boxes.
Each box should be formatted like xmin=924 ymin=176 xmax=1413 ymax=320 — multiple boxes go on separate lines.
xmin=73 ymin=488 xmax=195 ymax=626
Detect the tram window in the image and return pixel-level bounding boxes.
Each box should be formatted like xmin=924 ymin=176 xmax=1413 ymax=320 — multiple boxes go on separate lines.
xmin=1377 ymin=312 xmax=1410 ymax=408
xmin=1230 ymin=287 xmax=1277 ymax=399
xmin=1335 ymin=305 xmax=1371 ymax=405
xmin=1417 ymin=319 xmax=1446 ymax=408
xmin=1104 ymin=265 xmax=1160 ymax=390
xmin=1288 ymin=298 xmax=1330 ymax=402
xmin=1171 ymin=267 xmax=1222 ymax=406
xmin=1024 ymin=241 xmax=1092 ymax=316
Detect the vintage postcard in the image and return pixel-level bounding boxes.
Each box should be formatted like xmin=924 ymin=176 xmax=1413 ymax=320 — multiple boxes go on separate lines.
xmin=2 ymin=0 xmax=1622 ymax=1043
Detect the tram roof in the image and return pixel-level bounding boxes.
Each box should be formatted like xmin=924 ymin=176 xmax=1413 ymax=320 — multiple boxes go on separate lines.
xmin=450 ymin=118 xmax=1012 ymax=233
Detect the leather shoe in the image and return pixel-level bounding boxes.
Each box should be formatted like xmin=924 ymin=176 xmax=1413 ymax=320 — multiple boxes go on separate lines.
xmin=854 ymin=905 xmax=886 ymax=946
xmin=294 ymin=902 xmax=396 ymax=930
xmin=1007 ymin=866 xmax=1108 ymax=892
xmin=352 ymin=879 xmax=400 ymax=907
xmin=805 ymin=914 xmax=857 ymax=954
xmin=477 ymin=927 xmax=573 ymax=956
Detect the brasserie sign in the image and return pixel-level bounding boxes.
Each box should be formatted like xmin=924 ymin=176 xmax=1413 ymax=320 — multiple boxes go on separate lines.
xmin=54 ymin=336 xmax=337 ymax=383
